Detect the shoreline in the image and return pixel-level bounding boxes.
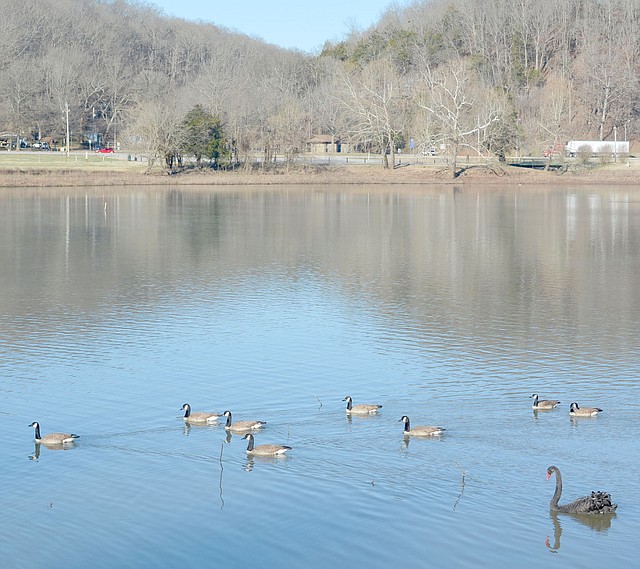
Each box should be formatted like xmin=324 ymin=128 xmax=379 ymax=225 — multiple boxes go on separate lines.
xmin=0 ymin=161 xmax=639 ymax=188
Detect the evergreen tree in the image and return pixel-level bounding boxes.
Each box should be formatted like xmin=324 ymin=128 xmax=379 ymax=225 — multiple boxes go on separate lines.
xmin=182 ymin=105 xmax=227 ymax=168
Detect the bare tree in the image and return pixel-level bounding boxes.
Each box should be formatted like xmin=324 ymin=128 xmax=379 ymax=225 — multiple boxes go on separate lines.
xmin=340 ymin=58 xmax=405 ymax=168
xmin=537 ymin=73 xmax=573 ymax=164
xmin=126 ymin=98 xmax=185 ymax=173
xmin=418 ymin=58 xmax=501 ymax=176
xmin=0 ymin=59 xmax=39 ymax=138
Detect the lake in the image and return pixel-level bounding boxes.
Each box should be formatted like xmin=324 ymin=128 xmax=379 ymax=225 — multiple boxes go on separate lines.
xmin=0 ymin=184 xmax=638 ymax=568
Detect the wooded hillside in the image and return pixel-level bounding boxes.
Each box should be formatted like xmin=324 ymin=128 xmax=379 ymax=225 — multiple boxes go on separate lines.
xmin=1 ymin=0 xmax=638 ymax=172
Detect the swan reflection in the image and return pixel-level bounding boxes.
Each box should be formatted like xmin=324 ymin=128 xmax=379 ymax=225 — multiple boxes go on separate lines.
xmin=545 ymin=511 xmax=562 ymax=553
xmin=546 ymin=510 xmax=616 ymax=553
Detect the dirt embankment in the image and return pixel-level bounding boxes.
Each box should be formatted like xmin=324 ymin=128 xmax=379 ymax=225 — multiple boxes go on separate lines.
xmin=0 ymin=162 xmax=639 ymax=188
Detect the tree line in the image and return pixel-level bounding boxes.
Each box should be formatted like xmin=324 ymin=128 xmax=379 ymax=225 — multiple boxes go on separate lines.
xmin=1 ymin=0 xmax=639 ymax=175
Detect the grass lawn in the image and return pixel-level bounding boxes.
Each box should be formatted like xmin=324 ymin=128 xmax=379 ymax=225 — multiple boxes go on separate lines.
xmin=0 ymin=151 xmax=147 ymax=173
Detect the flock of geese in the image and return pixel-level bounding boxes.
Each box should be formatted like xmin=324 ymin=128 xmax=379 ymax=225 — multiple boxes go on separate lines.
xmin=29 ymin=393 xmax=617 ymax=515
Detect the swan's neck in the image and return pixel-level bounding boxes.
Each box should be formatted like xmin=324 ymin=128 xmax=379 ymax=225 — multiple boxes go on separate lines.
xmin=245 ymin=436 xmax=254 ymax=451
xmin=550 ymin=470 xmax=562 ymax=509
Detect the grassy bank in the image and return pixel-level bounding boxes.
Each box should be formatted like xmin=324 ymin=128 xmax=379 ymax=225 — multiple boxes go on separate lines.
xmin=1 ymin=151 xmax=639 ymax=188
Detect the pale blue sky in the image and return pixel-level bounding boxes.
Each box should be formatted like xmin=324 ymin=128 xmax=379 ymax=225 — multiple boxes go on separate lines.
xmin=151 ymin=0 xmax=404 ymax=52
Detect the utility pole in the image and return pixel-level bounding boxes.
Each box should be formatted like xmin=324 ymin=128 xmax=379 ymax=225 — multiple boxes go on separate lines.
xmin=65 ymin=102 xmax=70 ymax=159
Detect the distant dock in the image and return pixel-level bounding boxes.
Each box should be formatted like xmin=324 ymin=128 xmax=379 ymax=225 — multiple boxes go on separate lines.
xmin=507 ymin=157 xmax=565 ymax=171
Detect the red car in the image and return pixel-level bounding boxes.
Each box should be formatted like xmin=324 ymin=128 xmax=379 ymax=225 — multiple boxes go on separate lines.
xmin=96 ymin=147 xmax=115 ymax=154
xmin=543 ymin=143 xmax=563 ymax=157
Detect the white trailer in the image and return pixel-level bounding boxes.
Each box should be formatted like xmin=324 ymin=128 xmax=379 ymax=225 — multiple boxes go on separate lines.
xmin=566 ymin=140 xmax=629 ymax=157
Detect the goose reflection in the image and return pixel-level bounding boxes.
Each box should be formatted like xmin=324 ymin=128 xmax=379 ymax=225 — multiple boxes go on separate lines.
xmin=532 ymin=409 xmax=553 ymax=420
xmin=28 ymin=441 xmax=74 ymax=461
xmin=569 ymin=415 xmax=600 ymax=429
xmin=345 ymin=412 xmax=381 ymax=425
xmin=545 ymin=510 xmax=616 ymax=553
xmin=243 ymin=454 xmax=287 ymax=472
xmin=29 ymin=442 xmax=41 ymax=461
xmin=402 ymin=434 xmax=446 ymax=449
xmin=181 ymin=422 xmax=221 ymax=436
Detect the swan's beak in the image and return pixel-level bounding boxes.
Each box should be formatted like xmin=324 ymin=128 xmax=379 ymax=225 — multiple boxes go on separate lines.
xmin=546 ymin=472 xmax=551 ymax=480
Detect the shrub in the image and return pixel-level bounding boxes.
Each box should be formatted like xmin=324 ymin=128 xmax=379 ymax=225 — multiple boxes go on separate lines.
xmin=598 ymin=144 xmax=613 ymax=165
xmin=576 ymin=144 xmax=592 ymax=164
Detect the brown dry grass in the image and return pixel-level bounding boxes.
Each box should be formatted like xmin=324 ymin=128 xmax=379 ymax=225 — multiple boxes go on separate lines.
xmin=1 ymin=154 xmax=639 ymax=188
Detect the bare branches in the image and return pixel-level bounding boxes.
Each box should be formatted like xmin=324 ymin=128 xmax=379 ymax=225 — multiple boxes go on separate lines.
xmin=338 ymin=58 xmax=407 ymax=168
xmin=418 ymin=58 xmax=504 ymax=175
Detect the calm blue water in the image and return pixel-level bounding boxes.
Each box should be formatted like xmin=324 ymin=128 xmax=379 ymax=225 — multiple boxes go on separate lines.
xmin=0 ymin=185 xmax=639 ymax=568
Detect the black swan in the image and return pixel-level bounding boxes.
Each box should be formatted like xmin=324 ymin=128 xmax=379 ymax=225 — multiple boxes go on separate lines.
xmin=546 ymin=466 xmax=617 ymax=514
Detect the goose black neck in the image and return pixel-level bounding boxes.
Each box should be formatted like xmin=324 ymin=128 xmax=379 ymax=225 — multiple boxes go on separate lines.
xmin=345 ymin=398 xmax=352 ymax=410
xmin=183 ymin=405 xmax=191 ymax=418
xmin=404 ymin=418 xmax=411 ymax=432
xmin=225 ymin=413 xmax=232 ymax=428
xmin=33 ymin=424 xmax=41 ymax=440
xmin=245 ymin=435 xmax=254 ymax=451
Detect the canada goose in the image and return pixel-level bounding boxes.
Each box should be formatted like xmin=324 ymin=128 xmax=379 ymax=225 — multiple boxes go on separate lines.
xmin=223 ymin=410 xmax=266 ymax=432
xmin=29 ymin=422 xmax=79 ymax=445
xmin=399 ymin=415 xmax=445 ymax=436
xmin=180 ymin=403 xmax=221 ymax=424
xmin=569 ymin=402 xmax=603 ymax=417
xmin=546 ymin=466 xmax=617 ymax=513
xmin=343 ymin=396 xmax=382 ymax=414
xmin=242 ymin=433 xmax=291 ymax=456
xmin=531 ymin=394 xmax=561 ymax=410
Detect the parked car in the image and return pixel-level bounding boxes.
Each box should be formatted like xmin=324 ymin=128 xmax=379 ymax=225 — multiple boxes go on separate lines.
xmin=96 ymin=147 xmax=115 ymax=154
xmin=543 ymin=143 xmax=563 ymax=157
xmin=421 ymin=146 xmax=437 ymax=156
